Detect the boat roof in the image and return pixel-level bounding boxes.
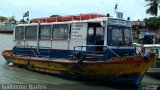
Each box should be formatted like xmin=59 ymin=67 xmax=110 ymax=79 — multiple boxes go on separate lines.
xmin=31 ymin=13 xmax=107 ymax=23
xmin=15 ymin=17 xmax=130 ymax=27
xmin=16 ymin=17 xmax=108 ymax=26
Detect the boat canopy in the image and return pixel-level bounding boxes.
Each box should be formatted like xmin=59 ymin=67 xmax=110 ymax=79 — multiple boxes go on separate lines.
xmin=31 ymin=13 xmax=107 ymax=23
xmin=144 ymin=33 xmax=155 ymax=37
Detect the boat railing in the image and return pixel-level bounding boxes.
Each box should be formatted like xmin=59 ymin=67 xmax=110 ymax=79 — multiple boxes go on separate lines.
xmin=72 ymin=45 xmax=120 ymax=62
xmin=13 ymin=46 xmax=51 ymax=59
xmin=135 ymin=47 xmax=142 ymax=55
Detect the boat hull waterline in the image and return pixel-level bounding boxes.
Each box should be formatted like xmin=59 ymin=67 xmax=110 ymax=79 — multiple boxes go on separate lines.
xmin=2 ymin=50 xmax=158 ymax=87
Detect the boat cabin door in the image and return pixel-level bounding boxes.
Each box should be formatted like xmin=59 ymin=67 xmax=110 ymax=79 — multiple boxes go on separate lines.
xmin=87 ymin=23 xmax=104 ymax=52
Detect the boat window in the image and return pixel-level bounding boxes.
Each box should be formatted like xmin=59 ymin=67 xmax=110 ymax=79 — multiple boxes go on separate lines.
xmin=96 ymin=27 xmax=104 ymax=40
xmin=25 ymin=25 xmax=37 ymax=40
xmin=53 ymin=24 xmax=68 ymax=40
xmin=39 ymin=25 xmax=51 ymax=40
xmin=15 ymin=26 xmax=25 ymax=40
xmin=124 ymin=27 xmax=132 ymax=46
xmin=107 ymin=25 xmax=132 ymax=46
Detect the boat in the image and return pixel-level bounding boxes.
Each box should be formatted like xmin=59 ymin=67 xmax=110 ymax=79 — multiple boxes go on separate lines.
xmin=0 ymin=22 xmax=14 ymax=34
xmin=2 ymin=13 xmax=158 ymax=87
xmin=134 ymin=33 xmax=160 ymax=78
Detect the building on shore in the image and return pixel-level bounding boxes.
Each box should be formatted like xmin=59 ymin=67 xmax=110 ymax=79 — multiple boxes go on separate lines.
xmin=132 ymin=20 xmax=146 ymax=31
xmin=131 ymin=20 xmax=146 ymax=42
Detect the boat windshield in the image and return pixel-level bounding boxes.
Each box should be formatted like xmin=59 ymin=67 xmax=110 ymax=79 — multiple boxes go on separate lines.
xmin=107 ymin=25 xmax=132 ymax=46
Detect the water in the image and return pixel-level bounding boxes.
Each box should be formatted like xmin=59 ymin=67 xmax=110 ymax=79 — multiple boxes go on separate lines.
xmin=0 ymin=34 xmax=159 ymax=90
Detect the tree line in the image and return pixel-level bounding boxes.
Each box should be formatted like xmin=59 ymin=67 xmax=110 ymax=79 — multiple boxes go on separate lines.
xmin=144 ymin=17 xmax=160 ymax=32
xmin=142 ymin=0 xmax=160 ymax=32
xmin=0 ymin=16 xmax=16 ymax=23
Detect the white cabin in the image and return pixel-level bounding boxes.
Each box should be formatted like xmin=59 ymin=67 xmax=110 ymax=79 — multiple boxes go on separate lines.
xmin=13 ymin=15 xmax=134 ymax=60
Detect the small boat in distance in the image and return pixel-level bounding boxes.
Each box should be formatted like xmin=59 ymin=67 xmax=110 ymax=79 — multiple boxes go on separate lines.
xmin=0 ymin=22 xmax=14 ymax=34
xmin=2 ymin=13 xmax=158 ymax=87
xmin=134 ymin=33 xmax=160 ymax=78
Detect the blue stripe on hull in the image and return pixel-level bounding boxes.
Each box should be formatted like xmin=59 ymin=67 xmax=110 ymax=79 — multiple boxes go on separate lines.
xmin=84 ymin=75 xmax=142 ymax=87
xmin=56 ymin=74 xmax=142 ymax=87
xmin=53 ymin=74 xmax=142 ymax=87
xmin=4 ymin=57 xmax=12 ymax=63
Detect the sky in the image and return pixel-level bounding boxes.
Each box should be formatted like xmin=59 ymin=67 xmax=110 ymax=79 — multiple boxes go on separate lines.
xmin=0 ymin=0 xmax=156 ymax=21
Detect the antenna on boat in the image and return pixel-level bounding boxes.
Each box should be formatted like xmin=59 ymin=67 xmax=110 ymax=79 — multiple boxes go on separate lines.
xmin=113 ymin=3 xmax=118 ymax=18
xmin=114 ymin=3 xmax=118 ymax=15
xmin=113 ymin=3 xmax=123 ymax=19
